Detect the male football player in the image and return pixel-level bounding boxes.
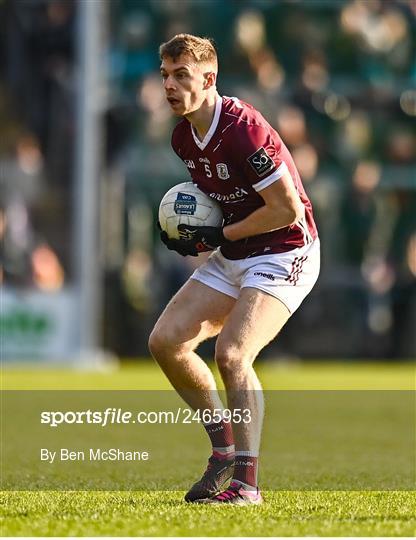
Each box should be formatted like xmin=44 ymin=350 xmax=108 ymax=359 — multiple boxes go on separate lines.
xmin=149 ymin=34 xmax=320 ymax=505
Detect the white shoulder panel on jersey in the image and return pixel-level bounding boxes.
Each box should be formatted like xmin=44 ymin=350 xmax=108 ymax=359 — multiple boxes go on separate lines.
xmin=225 ymin=96 xmax=244 ymax=109
xmin=252 ymin=162 xmax=289 ymax=192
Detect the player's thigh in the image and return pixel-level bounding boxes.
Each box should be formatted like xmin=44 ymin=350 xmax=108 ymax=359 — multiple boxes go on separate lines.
xmin=150 ymin=278 xmax=236 ymax=352
xmin=215 ymin=287 xmax=291 ymax=366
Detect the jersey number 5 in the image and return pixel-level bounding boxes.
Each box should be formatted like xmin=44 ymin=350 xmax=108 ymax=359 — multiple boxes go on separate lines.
xmin=204 ymin=164 xmax=212 ymax=178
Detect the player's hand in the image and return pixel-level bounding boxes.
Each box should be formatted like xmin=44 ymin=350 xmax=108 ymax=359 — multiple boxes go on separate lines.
xmin=177 ymin=225 xmax=227 ymax=252
xmin=157 ymin=222 xmax=198 ymax=257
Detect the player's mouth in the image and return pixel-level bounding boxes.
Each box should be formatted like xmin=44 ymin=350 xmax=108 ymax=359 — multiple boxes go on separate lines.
xmin=167 ymin=96 xmax=182 ymax=108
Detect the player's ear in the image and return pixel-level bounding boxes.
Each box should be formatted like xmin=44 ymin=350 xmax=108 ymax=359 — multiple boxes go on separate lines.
xmin=203 ymin=71 xmax=216 ymax=90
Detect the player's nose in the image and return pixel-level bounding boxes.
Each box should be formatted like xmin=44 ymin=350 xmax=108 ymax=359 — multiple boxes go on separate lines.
xmin=163 ymin=75 xmax=176 ymax=91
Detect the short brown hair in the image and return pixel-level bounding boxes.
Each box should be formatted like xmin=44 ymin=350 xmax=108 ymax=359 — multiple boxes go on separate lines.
xmin=159 ymin=33 xmax=217 ymax=69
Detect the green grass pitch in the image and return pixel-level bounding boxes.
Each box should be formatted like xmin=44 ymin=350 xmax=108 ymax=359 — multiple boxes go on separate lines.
xmin=1 ymin=360 xmax=415 ymax=537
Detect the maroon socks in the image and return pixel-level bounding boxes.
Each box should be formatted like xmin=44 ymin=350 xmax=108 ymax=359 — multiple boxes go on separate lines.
xmin=233 ymin=452 xmax=258 ymax=490
xmin=203 ymin=418 xmax=235 ymax=459
xmin=203 ymin=418 xmax=258 ymax=489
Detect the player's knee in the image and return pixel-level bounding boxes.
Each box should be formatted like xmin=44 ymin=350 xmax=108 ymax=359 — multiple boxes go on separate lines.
xmin=148 ymin=325 xmax=188 ymax=359
xmin=148 ymin=328 xmax=162 ymax=358
xmin=215 ymin=344 xmax=252 ymax=378
xmin=148 ymin=326 xmax=174 ymax=358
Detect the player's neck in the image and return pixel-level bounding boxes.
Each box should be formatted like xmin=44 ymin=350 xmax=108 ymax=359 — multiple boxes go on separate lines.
xmin=186 ymin=92 xmax=220 ymax=142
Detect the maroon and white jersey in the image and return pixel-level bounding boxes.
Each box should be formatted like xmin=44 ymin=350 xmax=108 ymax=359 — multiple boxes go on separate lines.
xmin=171 ymin=95 xmax=318 ymax=259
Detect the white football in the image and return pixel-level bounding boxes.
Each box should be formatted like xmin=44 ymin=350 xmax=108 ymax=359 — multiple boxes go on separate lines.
xmin=158 ymin=182 xmax=223 ymax=240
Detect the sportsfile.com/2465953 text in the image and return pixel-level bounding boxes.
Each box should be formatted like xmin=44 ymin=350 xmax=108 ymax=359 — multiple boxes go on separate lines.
xmin=40 ymin=408 xmax=252 ymax=427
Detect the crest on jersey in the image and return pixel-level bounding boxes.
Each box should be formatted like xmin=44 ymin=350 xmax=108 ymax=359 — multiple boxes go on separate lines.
xmin=216 ymin=163 xmax=230 ymax=180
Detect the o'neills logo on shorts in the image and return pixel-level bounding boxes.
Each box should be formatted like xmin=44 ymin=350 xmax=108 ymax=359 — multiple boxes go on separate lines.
xmin=254 ymin=271 xmax=275 ymax=281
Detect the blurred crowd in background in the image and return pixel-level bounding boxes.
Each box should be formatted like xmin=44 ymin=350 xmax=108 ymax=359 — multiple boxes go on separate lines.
xmin=1 ymin=0 xmax=415 ymax=359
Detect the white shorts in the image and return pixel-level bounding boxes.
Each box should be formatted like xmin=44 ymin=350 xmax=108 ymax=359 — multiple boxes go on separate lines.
xmin=191 ymin=239 xmax=320 ymax=314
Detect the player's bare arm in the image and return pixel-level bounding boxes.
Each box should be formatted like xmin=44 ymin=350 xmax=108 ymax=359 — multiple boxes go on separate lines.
xmin=222 ymin=171 xmax=304 ymax=242
xmin=177 ymin=171 xmax=305 ymax=251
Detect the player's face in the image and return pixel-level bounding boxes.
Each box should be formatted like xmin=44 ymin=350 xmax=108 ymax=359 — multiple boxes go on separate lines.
xmin=160 ymin=55 xmax=210 ymax=116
